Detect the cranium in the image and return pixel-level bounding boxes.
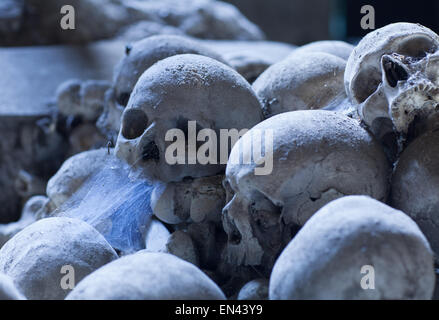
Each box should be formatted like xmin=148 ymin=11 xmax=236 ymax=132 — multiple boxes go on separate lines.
xmin=66 ymin=252 xmax=226 ymax=300
xmin=290 ymin=40 xmax=354 ymax=61
xmin=0 ymin=217 xmax=118 ymax=300
xmin=252 ymin=52 xmax=348 ymax=118
xmin=98 ymin=35 xmax=228 ymax=142
xmin=222 ymin=110 xmax=389 ymax=269
xmin=115 ymin=53 xmax=263 ymax=182
xmin=200 ymin=40 xmax=296 ymax=83
xmin=391 ymin=129 xmax=439 ymax=258
xmin=56 ymin=79 xmax=111 ymax=122
xmin=270 ymin=196 xmax=435 ymax=300
xmin=345 ymin=23 xmax=439 ymax=141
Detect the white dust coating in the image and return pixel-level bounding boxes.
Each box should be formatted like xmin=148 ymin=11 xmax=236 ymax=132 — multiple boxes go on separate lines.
xmin=270 ymin=196 xmax=435 ymax=300
xmin=66 ymin=252 xmax=226 ymax=300
xmin=55 ymin=154 xmax=156 ymax=253
xmin=0 ymin=217 xmax=118 ymax=300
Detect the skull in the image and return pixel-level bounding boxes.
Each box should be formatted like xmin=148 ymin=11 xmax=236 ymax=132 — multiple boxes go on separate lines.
xmin=270 ymin=196 xmax=435 ymax=300
xmin=115 ymin=53 xmax=263 ymax=182
xmin=222 ymin=110 xmax=390 ymax=269
xmin=391 ymin=129 xmax=439 ymax=258
xmin=56 ymin=79 xmax=110 ymax=122
xmin=345 ymin=23 xmax=439 ymax=141
xmin=252 ymin=52 xmax=348 ymax=118
xmin=201 ymin=40 xmax=296 ymax=83
xmin=98 ymin=35 xmax=228 ymax=142
xmin=291 ymin=40 xmax=354 ymax=61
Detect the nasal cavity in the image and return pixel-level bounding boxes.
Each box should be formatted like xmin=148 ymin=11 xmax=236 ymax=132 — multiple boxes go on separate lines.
xmin=121 ymin=109 xmax=148 ymax=140
xmin=383 ymin=56 xmax=409 ymax=88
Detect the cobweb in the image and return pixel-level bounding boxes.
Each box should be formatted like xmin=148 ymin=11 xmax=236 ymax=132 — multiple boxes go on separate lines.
xmin=55 ymin=154 xmax=154 ymax=254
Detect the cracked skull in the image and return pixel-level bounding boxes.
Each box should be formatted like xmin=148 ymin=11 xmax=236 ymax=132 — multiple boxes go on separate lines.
xmin=115 ymin=54 xmax=263 ymax=182
xmin=345 ymin=23 xmax=439 ymax=141
xmin=222 ymin=110 xmax=390 ymax=269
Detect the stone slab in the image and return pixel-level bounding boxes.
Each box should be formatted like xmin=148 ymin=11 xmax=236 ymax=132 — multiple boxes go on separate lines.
xmin=0 ymin=40 xmax=125 ymax=118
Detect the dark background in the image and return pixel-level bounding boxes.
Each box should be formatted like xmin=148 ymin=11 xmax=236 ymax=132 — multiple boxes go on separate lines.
xmin=226 ymin=0 xmax=439 ymax=45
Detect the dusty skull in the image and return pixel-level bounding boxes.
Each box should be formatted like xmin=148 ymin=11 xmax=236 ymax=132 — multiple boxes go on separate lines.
xmin=115 ymin=53 xmax=263 ymax=182
xmin=98 ymin=35 xmax=228 ymax=142
xmin=391 ymin=129 xmax=439 ymax=257
xmin=56 ymin=79 xmax=111 ymax=122
xmin=290 ymin=40 xmax=354 ymax=61
xmin=345 ymin=23 xmax=439 ymax=140
xmin=252 ymin=52 xmax=348 ymax=118
xmin=0 ymin=217 xmax=118 ymax=300
xmin=66 ymin=252 xmax=226 ymax=300
xmin=112 ymin=35 xmax=227 ymax=109
xmin=200 ymin=40 xmax=296 ymax=83
xmin=270 ymin=196 xmax=435 ymax=300
xmin=222 ymin=110 xmax=389 ymax=269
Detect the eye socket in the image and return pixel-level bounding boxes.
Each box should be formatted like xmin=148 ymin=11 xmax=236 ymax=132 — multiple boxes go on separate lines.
xmin=117 ymin=92 xmax=130 ymax=107
xmin=383 ymin=58 xmax=409 ymax=88
xmin=121 ymin=109 xmax=148 ymax=140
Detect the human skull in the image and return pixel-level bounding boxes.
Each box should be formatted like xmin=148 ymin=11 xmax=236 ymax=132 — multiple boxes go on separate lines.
xmin=56 ymin=79 xmax=110 ymax=122
xmin=269 ymin=196 xmax=435 ymax=300
xmin=112 ymin=35 xmax=227 ymax=109
xmin=252 ymin=52 xmax=348 ymax=118
xmin=115 ymin=54 xmax=263 ymax=182
xmin=201 ymin=40 xmax=296 ymax=83
xmin=98 ymin=35 xmax=229 ymax=142
xmin=290 ymin=40 xmax=354 ymax=61
xmin=66 ymin=252 xmax=226 ymax=300
xmin=0 ymin=195 xmax=49 ymax=248
xmin=0 ymin=217 xmax=118 ymax=299
xmin=222 ymin=110 xmax=389 ymax=269
xmin=391 ymin=129 xmax=439 ymax=258
xmin=345 ymin=23 xmax=439 ymax=140
xmin=237 ymin=278 xmax=268 ymax=300
xmin=46 ymin=148 xmax=110 ymax=209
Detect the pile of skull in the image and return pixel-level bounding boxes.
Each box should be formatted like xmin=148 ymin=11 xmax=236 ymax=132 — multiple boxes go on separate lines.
xmin=2 ymin=22 xmax=439 ymax=300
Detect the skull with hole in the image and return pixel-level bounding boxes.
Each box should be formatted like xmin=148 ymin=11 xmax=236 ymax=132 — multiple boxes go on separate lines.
xmin=115 ymin=53 xmax=263 ymax=183
xmin=222 ymin=110 xmax=390 ymax=271
xmin=345 ymin=23 xmax=439 ymax=146
xmin=97 ymin=35 xmax=228 ymax=142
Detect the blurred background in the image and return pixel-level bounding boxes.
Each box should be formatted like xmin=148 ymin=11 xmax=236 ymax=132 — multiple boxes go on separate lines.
xmin=226 ymin=0 xmax=439 ymax=45
xmin=2 ymin=0 xmax=439 ymax=46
